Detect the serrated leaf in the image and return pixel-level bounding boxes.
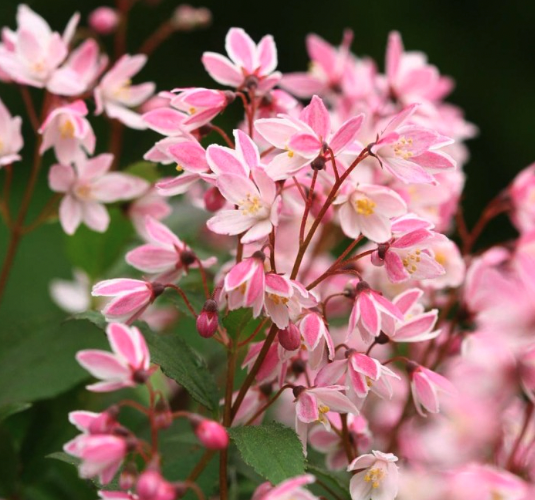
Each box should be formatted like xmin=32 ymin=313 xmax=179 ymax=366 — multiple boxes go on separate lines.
xmin=222 ymin=308 xmax=253 ymax=340
xmin=70 ymin=310 xmax=107 ymax=330
xmin=0 ymin=316 xmax=108 ymax=406
xmin=65 ymin=208 xmax=134 ymax=279
xmin=141 ymin=327 xmax=219 ymax=412
xmin=229 ymin=422 xmax=306 ymax=484
xmin=0 ymin=402 xmax=31 ymax=423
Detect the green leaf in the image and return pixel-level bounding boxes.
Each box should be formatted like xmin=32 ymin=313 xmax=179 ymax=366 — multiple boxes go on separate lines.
xmin=0 ymin=402 xmax=31 ymax=423
xmin=306 ymin=464 xmax=350 ymax=499
xmin=229 ymin=421 xmax=306 ymax=484
xmin=222 ymin=308 xmax=253 ymax=340
xmin=140 ymin=326 xmax=220 ymax=413
xmin=0 ymin=316 xmax=108 ymax=406
xmin=65 ymin=207 xmax=134 ymax=279
xmin=70 ymin=310 xmax=108 ymax=330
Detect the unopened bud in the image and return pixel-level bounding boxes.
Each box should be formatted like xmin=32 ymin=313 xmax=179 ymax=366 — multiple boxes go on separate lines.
xmin=88 ymin=7 xmax=119 ymax=35
xmin=311 ymin=155 xmax=326 ymax=171
xmin=278 ymin=323 xmax=301 ymax=351
xmin=196 ymin=300 xmax=219 ymax=338
xmin=137 ymin=469 xmax=176 ymax=500
xmin=193 ymin=419 xmax=229 ymax=449
xmin=204 ymin=186 xmax=226 ymax=212
xmin=154 ymin=398 xmax=173 ymax=429
xmin=171 ymin=5 xmax=212 ymax=31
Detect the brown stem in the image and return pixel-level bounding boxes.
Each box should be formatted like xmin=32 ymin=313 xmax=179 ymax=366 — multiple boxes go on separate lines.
xmin=19 ymin=86 xmax=40 ymax=132
xmin=506 ymin=401 xmax=534 ymax=472
xmin=290 ymin=148 xmax=370 ymax=279
xmin=244 ymin=384 xmax=292 ymax=426
xmin=138 ymin=21 xmax=174 ymax=56
xmin=22 ymin=193 xmax=62 ymax=234
xmin=230 ymin=324 xmax=279 ymax=421
xmin=340 ymin=414 xmax=354 ymax=462
xmin=237 ymin=317 xmax=269 ymax=347
xmin=299 ymin=169 xmax=318 ymax=245
xmin=210 ymin=125 xmax=235 ymax=148
xmin=194 ymin=257 xmax=210 ymax=299
xmin=165 ymin=284 xmax=198 ymax=318
xmin=109 ymin=118 xmax=125 ymax=170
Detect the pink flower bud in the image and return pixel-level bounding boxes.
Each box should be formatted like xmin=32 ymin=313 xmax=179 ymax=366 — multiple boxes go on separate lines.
xmin=278 ymin=323 xmax=301 ymax=351
xmin=196 ymin=299 xmax=219 ymax=338
xmin=194 ymin=419 xmax=229 ymax=449
xmin=204 ymin=186 xmax=226 ymax=212
xmin=137 ymin=470 xmax=176 ymax=500
xmin=88 ymin=7 xmax=119 ymax=35
xmin=171 ymin=5 xmax=212 ymax=31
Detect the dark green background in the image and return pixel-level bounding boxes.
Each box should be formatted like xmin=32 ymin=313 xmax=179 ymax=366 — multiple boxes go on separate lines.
xmin=0 ymin=0 xmax=534 ymax=497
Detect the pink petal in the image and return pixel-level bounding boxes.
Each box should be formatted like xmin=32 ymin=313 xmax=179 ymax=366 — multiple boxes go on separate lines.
xmin=59 ymin=194 xmax=82 ymax=235
xmin=254 ymin=118 xmax=301 ymax=149
xmin=126 ymin=244 xmax=177 ymax=273
xmin=386 ymin=31 xmax=402 ymax=83
xmin=82 ymin=201 xmax=110 ymax=233
xmin=103 ymin=291 xmax=151 ymax=318
xmin=144 ymin=216 xmax=181 ymax=247
xmin=393 ymin=288 xmax=423 ymax=314
xmin=329 ymin=115 xmax=364 ymax=154
xmin=143 ymin=108 xmax=185 ymax=136
xmin=306 ymin=34 xmax=336 ymax=74
xmin=300 ymin=95 xmax=330 ymax=139
xmin=202 ymin=52 xmax=242 ymax=87
xmin=207 ymin=144 xmax=249 ymax=177
xmin=395 ymin=311 xmax=438 ymax=341
xmin=207 ymin=209 xmax=254 ymax=236
xmin=296 ymin=392 xmax=319 ymax=423
xmin=92 ymin=279 xmax=148 ymax=296
xmin=49 ymin=164 xmax=75 ymax=193
xmin=234 ymin=129 xmax=260 ymax=170
xmin=351 ymin=353 xmax=379 ymax=379
xmin=413 ymin=373 xmax=439 ymax=414
xmin=225 ymin=28 xmax=256 ymax=72
xmin=358 ymin=293 xmax=380 ymax=337
xmin=168 ymin=141 xmax=208 ymax=172
xmin=76 ymin=350 xmax=130 ymax=380
xmin=257 ymin=34 xmax=277 ymax=75
xmin=288 ymin=132 xmax=321 ymax=157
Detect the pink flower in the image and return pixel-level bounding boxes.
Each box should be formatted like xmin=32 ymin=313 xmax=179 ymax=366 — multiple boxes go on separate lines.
xmin=49 ymin=153 xmax=148 ymax=234
xmin=294 ymin=385 xmax=359 ymax=451
xmin=92 ymin=278 xmax=164 ymax=323
xmin=48 ymin=39 xmax=108 ymax=96
xmin=335 ymin=183 xmax=407 ymax=243
xmin=0 ymin=5 xmax=79 ymax=91
xmin=128 ymin=188 xmax=172 ymax=238
xmin=193 ymin=419 xmax=229 ymax=449
xmin=64 ymin=433 xmax=129 ymax=485
xmin=95 ymin=54 xmax=155 ymax=129
xmin=224 ymin=252 xmax=266 ymax=317
xmin=255 ymin=474 xmax=318 ymax=500
xmin=88 ymin=7 xmax=119 ymax=35
xmin=347 ymin=281 xmax=403 ymax=344
xmin=0 ymin=98 xmax=23 ymax=167
xmin=137 ymin=470 xmax=175 ymax=500
xmin=170 ymin=87 xmax=235 ymax=129
xmin=371 ymin=215 xmax=445 ymax=283
xmin=348 ymin=451 xmax=399 ymax=500
xmin=76 ymin=322 xmax=151 ymax=392
xmin=386 ymin=31 xmax=453 ymax=104
xmin=316 ymin=351 xmax=400 ymax=404
xmin=255 ymin=95 xmax=363 ymax=180
xmin=510 ymin=163 xmax=535 ymax=233
xmin=370 ymin=104 xmax=456 ymax=184
xmin=202 ymin=27 xmax=280 ymax=92
xmin=299 ymin=312 xmax=334 ymax=370
xmin=207 ymin=166 xmax=281 ymax=243
xmin=39 ymin=100 xmax=95 ymax=164
xmin=281 ymin=31 xmax=355 ymax=98
xmin=409 ymin=364 xmax=456 ymax=416
xmin=126 ymin=216 xmax=215 ymax=283
xmin=155 ymin=140 xmax=211 ymax=196
xmin=99 ymin=492 xmax=138 ymax=500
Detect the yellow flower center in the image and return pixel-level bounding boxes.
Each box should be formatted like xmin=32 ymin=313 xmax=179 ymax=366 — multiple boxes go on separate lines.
xmin=364 ymin=467 xmax=386 ymax=489
xmin=189 ymin=107 xmax=196 ymax=115
xmin=434 ymin=251 xmax=447 ymax=266
xmin=393 ymin=136 xmax=414 ymax=160
xmin=402 ymin=249 xmax=421 ymax=274
xmin=317 ymin=404 xmax=330 ymax=424
xmin=59 ymin=119 xmax=75 ymax=139
xmin=176 ymin=164 xmax=184 ymax=172
xmin=240 ymin=194 xmax=262 ymax=216
xmin=113 ymin=79 xmax=132 ymax=98
xmin=75 ymin=184 xmax=92 ymax=201
xmin=355 ymin=197 xmax=376 ymax=216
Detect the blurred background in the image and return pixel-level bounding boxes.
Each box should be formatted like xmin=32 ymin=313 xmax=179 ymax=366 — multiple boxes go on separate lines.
xmin=0 ymin=0 xmax=534 ymax=497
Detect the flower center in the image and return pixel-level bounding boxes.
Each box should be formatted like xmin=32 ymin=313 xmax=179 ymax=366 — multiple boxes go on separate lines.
xmin=60 ymin=119 xmax=75 ymax=139
xmin=240 ymin=194 xmax=262 ymax=216
xmin=268 ymin=293 xmax=289 ymax=306
xmin=393 ymin=136 xmax=414 ymax=160
xmin=434 ymin=251 xmax=446 ymax=266
xmin=355 ymin=197 xmax=376 ymax=216
xmin=113 ymin=79 xmax=132 ymax=98
xmin=364 ymin=467 xmax=385 ymax=489
xmin=75 ymin=184 xmax=93 ymax=201
xmin=402 ymin=249 xmax=421 ymax=274
xmin=317 ymin=404 xmax=330 ymax=424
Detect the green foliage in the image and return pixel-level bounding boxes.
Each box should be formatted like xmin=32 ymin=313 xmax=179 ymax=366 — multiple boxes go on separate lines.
xmin=0 ymin=315 xmax=108 ymax=406
xmin=0 ymin=402 xmax=31 ymax=423
xmin=65 ymin=207 xmax=134 ymax=279
xmin=124 ymin=161 xmax=160 ymax=182
xmin=222 ymin=308 xmax=253 ymax=340
xmin=229 ymin=422 xmax=306 ymax=485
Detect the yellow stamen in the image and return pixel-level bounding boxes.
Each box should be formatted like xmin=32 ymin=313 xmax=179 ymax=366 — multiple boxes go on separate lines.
xmin=355 ymin=198 xmax=376 ymax=216
xmin=240 ymin=194 xmax=262 ymax=216
xmin=435 ymin=252 xmax=446 ymax=266
xmin=189 ymin=107 xmax=196 ymax=115
xmin=59 ymin=120 xmax=75 ymax=139
xmin=268 ymin=294 xmax=289 ymax=306
xmin=363 ymin=468 xmax=385 ymax=489
xmin=176 ymin=164 xmax=184 ymax=172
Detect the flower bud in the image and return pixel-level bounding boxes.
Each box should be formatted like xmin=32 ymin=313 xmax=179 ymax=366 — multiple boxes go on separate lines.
xmin=278 ymin=323 xmax=301 ymax=351
xmin=204 ymin=186 xmax=226 ymax=212
xmin=196 ymin=300 xmax=219 ymax=338
xmin=137 ymin=469 xmax=176 ymax=500
xmin=171 ymin=5 xmax=212 ymax=31
xmin=193 ymin=419 xmax=229 ymax=449
xmin=88 ymin=7 xmax=119 ymax=35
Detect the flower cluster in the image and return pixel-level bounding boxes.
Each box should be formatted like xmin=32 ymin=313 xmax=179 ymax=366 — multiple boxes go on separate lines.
xmin=1 ymin=4 xmax=535 ymax=500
